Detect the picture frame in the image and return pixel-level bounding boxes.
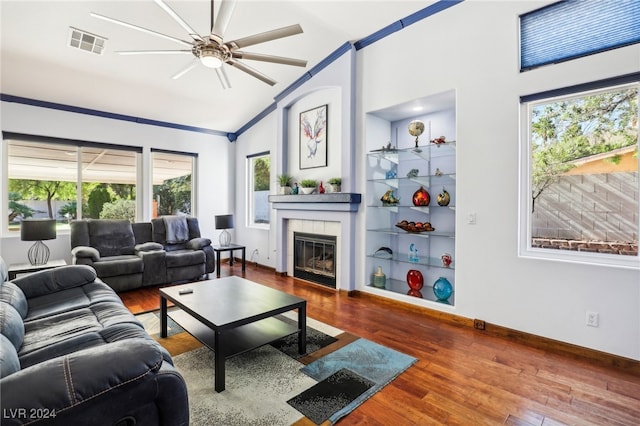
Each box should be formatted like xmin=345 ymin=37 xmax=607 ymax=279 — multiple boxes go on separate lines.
xmin=299 ymin=104 xmax=328 ymax=169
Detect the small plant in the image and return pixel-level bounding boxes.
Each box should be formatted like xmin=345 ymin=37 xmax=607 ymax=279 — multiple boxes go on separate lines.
xmin=328 ymin=177 xmax=341 ymax=185
xmin=277 ymin=174 xmax=293 ymax=187
xmin=300 ymin=179 xmax=318 ymax=188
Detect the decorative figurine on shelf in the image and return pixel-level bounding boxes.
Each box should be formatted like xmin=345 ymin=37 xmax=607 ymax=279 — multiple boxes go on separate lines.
xmin=386 ymin=168 xmax=397 ymax=179
xmin=319 ymin=181 xmax=325 ymax=194
xmin=373 ymin=266 xmax=386 ymax=288
xmin=291 ymin=182 xmax=299 ymax=194
xmin=441 ymin=253 xmax=452 ymax=268
xmin=434 ymin=168 xmax=443 ymax=176
xmin=412 ymin=186 xmax=430 ymax=206
xmin=408 ymin=120 xmax=425 ymax=149
xmin=380 ymin=189 xmax=399 ymax=206
xmin=431 ymin=135 xmax=446 ymax=145
xmin=437 ymin=187 xmax=451 ymax=206
xmin=408 ymin=243 xmax=419 ymax=263
xmin=406 ymin=168 xmax=419 ymax=178
xmin=433 ymin=277 xmax=453 ymax=301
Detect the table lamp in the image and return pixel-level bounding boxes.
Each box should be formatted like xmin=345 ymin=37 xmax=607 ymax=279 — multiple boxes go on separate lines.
xmin=20 ymin=219 xmax=57 ymax=265
xmin=215 ymin=214 xmax=234 ymax=247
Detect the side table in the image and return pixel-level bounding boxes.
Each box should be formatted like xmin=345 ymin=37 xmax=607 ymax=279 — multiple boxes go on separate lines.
xmin=8 ymin=259 xmax=68 ymax=280
xmin=211 ymin=244 xmax=246 ymax=278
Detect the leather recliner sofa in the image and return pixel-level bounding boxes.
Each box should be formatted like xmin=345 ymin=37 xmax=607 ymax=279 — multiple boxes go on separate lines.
xmin=0 ymin=256 xmax=189 ymax=426
xmin=70 ymin=216 xmax=215 ymax=292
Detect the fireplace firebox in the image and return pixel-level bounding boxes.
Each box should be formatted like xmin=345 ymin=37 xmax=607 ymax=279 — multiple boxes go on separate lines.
xmin=293 ymin=232 xmax=336 ymax=288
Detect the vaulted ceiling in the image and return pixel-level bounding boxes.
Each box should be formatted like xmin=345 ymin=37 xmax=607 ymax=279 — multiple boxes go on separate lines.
xmin=1 ymin=1 xmax=435 ymax=133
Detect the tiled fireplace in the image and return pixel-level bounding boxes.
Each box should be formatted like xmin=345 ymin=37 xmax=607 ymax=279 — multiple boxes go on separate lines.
xmin=269 ymin=193 xmax=361 ymax=291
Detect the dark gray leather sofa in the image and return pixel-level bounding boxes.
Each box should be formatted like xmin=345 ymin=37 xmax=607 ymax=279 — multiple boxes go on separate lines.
xmin=0 ymin=256 xmax=188 ymax=426
xmin=70 ymin=217 xmax=215 ymax=292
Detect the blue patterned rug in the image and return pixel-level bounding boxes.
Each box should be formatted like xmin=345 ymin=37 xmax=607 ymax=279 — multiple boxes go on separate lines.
xmin=291 ymin=338 xmax=418 ymax=425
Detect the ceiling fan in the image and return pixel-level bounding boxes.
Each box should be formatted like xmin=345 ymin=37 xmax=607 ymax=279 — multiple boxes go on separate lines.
xmin=90 ymin=0 xmax=307 ymax=89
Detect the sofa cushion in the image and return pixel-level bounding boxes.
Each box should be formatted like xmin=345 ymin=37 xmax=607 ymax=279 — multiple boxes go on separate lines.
xmin=165 ymin=250 xmax=205 ymax=268
xmin=19 ymin=301 xmax=144 ymax=368
xmin=12 ymin=265 xmax=98 ymax=299
xmin=0 ymin=334 xmax=20 ymax=378
xmin=0 ymin=256 xmax=7 ymax=283
xmin=1 ymin=282 xmax=28 ymax=318
xmin=0 ymin=302 xmax=25 ymax=350
xmin=92 ymin=255 xmax=144 ymax=278
xmin=88 ymin=219 xmax=136 ymax=257
xmin=24 ymin=281 xmax=122 ymax=321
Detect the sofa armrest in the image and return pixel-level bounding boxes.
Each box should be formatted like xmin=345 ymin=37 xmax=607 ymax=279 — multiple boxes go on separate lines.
xmin=187 ymin=237 xmax=212 ymax=250
xmin=0 ymin=339 xmax=187 ymax=426
xmin=135 ymin=242 xmax=164 ymax=253
xmin=71 ymin=245 xmax=100 ymax=262
xmin=11 ymin=265 xmax=98 ymax=299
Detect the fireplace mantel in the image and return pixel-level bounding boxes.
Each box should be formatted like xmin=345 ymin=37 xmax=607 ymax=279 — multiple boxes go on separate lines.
xmin=269 ymin=193 xmax=361 ymax=212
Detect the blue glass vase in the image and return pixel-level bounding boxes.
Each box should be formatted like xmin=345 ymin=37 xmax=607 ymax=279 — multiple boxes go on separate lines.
xmin=433 ymin=277 xmax=453 ymax=301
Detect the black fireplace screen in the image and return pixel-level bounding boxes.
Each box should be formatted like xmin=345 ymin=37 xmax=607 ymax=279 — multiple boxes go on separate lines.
xmin=293 ymin=232 xmax=336 ymax=288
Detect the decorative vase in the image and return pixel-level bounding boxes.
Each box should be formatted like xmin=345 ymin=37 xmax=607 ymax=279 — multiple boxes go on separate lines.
xmin=406 ymin=269 xmax=424 ymax=291
xmin=319 ymin=181 xmax=325 ymax=194
xmin=373 ymin=266 xmax=386 ymax=288
xmin=440 ymin=253 xmax=452 ymax=268
xmin=412 ymin=186 xmax=430 ymax=206
xmin=437 ymin=188 xmax=451 ymax=206
xmin=433 ymin=277 xmax=453 ymax=301
xmin=279 ymin=186 xmax=292 ymax=195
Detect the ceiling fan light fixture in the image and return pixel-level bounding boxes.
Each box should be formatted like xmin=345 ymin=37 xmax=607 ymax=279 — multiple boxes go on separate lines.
xmin=200 ymin=48 xmax=223 ymax=68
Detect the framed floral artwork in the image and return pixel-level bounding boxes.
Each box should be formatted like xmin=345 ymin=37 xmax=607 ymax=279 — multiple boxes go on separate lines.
xmin=299 ymin=104 xmax=328 ymax=169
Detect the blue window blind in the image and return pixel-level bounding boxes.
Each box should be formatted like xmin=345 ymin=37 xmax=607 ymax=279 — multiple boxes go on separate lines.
xmin=520 ymin=0 xmax=640 ymax=71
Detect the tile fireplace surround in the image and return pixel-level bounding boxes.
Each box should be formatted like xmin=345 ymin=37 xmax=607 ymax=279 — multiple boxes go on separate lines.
xmin=270 ymin=193 xmax=361 ymax=291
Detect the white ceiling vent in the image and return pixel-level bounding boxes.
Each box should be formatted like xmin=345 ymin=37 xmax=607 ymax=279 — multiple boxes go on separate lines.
xmin=68 ymin=27 xmax=106 ymax=55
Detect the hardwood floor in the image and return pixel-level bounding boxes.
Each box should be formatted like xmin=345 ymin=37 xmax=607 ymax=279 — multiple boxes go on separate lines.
xmin=119 ymin=263 xmax=640 ymax=425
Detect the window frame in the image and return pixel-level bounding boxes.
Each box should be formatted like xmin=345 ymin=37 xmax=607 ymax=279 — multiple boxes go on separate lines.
xmin=151 ymin=148 xmax=197 ymax=218
xmin=246 ymin=151 xmax=271 ymax=230
xmin=518 ymin=79 xmax=640 ymax=269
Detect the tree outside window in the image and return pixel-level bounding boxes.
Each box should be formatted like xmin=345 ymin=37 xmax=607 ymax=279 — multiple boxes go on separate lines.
xmin=248 ymin=153 xmax=270 ymax=227
xmin=526 ymin=84 xmax=639 ymax=258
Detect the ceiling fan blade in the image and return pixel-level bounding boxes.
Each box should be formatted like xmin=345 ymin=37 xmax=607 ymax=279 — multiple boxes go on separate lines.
xmin=215 ymin=66 xmax=231 ymax=90
xmin=172 ymin=60 xmax=200 ymax=80
xmin=90 ymin=12 xmax=192 ymax=47
xmin=116 ymin=50 xmax=192 ymax=55
xmin=231 ymin=51 xmax=306 ymax=67
xmin=226 ymin=24 xmax=303 ymax=50
xmin=228 ymin=58 xmax=276 ymax=86
xmin=153 ymin=0 xmax=202 ymax=41
xmin=211 ymin=0 xmax=237 ymax=40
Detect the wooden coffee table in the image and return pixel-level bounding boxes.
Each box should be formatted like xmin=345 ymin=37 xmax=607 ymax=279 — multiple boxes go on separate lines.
xmin=159 ymin=276 xmax=306 ymax=392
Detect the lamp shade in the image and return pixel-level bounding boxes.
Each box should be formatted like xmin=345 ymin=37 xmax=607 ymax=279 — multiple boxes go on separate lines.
xmin=215 ymin=214 xmax=234 ymax=230
xmin=20 ymin=219 xmax=57 ymax=241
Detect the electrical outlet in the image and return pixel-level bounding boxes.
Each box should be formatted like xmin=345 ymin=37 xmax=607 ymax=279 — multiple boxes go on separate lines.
xmin=473 ymin=319 xmax=486 ymax=330
xmin=467 ymin=213 xmax=477 ymax=225
xmin=586 ymin=311 xmax=599 ymax=327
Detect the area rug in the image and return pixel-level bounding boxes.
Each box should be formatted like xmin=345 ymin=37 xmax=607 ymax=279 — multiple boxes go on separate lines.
xmin=138 ymin=310 xmax=416 ymax=425
xmin=296 ymin=338 xmax=418 ymax=424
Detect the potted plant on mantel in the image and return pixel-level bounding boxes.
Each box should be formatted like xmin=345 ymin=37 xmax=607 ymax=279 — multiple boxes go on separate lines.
xmin=299 ymin=179 xmax=317 ymax=194
xmin=328 ymin=177 xmax=342 ymax=193
xmin=277 ymin=174 xmax=293 ymax=194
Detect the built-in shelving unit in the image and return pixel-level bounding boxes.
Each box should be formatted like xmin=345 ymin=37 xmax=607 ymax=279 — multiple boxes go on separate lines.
xmin=364 ymin=92 xmax=456 ymax=307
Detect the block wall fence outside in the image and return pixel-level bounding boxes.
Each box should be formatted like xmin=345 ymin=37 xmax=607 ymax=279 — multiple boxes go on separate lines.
xmin=532 ymin=172 xmax=638 ymax=254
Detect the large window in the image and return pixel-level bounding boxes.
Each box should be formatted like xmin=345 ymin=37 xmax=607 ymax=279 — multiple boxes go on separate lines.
xmin=520 ymin=82 xmax=639 ymax=267
xmin=6 ymin=135 xmax=140 ymax=230
xmin=152 ymin=150 xmax=195 ymax=217
xmin=247 ymin=152 xmax=270 ymax=228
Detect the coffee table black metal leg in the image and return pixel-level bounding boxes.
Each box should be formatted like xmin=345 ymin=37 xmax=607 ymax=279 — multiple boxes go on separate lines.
xmin=242 ymin=247 xmax=246 ymax=273
xmin=216 ymin=252 xmax=221 ymax=278
xmin=214 ymin=330 xmax=225 ymax=392
xmin=298 ymin=303 xmax=307 ymax=355
xmin=160 ymin=296 xmax=168 ymax=338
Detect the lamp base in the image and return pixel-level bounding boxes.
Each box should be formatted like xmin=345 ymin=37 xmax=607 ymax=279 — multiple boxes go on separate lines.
xmin=219 ymin=229 xmax=231 ymax=247
xmin=28 ymin=240 xmax=50 ymax=266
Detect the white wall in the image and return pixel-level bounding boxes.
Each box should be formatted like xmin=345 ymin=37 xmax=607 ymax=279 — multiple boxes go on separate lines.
xmin=356 ymin=1 xmax=640 ymax=359
xmin=0 ymin=101 xmax=234 ymax=265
